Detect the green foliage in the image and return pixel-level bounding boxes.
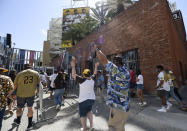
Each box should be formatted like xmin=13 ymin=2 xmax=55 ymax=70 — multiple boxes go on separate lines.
xmin=62 ymin=16 xmax=98 ymax=45
xmin=62 ymin=0 xmax=134 ymax=46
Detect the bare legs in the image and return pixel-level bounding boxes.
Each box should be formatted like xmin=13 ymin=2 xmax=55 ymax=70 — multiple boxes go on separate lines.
xmin=80 ymin=111 xmax=93 ymax=131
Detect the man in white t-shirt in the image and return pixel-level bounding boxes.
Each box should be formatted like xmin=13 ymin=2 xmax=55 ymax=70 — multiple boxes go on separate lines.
xmin=49 ymin=70 xmax=58 ymax=98
xmin=155 ymin=65 xmax=168 ymax=112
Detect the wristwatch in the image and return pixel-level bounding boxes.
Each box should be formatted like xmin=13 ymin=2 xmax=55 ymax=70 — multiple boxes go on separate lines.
xmin=96 ymin=48 xmax=100 ymax=52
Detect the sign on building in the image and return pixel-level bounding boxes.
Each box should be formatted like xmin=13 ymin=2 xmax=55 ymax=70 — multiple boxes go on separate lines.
xmin=173 ymin=11 xmax=181 ymax=20
xmin=61 ymin=40 xmax=72 ymax=48
xmin=62 ymin=7 xmax=90 ymax=31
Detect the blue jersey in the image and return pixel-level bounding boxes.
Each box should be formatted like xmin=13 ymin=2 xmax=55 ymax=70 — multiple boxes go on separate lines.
xmin=105 ymin=61 xmax=130 ymax=112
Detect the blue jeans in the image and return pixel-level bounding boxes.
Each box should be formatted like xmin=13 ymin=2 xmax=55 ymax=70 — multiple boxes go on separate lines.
xmin=0 ymin=108 xmax=6 ymax=131
xmin=166 ymin=86 xmax=181 ymax=104
xmin=54 ymin=89 xmax=65 ymax=106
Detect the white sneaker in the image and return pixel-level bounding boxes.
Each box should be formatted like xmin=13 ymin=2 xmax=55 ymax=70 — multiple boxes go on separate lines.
xmin=56 ymin=105 xmax=60 ymax=110
xmin=167 ymin=104 xmax=172 ymax=110
xmin=167 ymin=101 xmax=172 ymax=106
xmin=157 ymin=107 xmax=167 ymax=112
xmin=167 ymin=102 xmax=172 ymax=109
xmin=143 ymin=101 xmax=147 ymax=106
xmin=137 ymin=102 xmax=142 ymax=105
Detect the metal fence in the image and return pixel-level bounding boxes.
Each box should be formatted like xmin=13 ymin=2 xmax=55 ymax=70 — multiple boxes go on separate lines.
xmin=11 ymin=48 xmax=43 ymax=72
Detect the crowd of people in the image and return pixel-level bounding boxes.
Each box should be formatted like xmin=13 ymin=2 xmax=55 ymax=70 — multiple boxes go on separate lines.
xmin=0 ymin=45 xmax=186 ymax=131
xmin=0 ymin=64 xmax=69 ymax=130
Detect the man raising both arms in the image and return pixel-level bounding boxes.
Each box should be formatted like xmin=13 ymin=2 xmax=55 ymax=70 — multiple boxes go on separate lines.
xmin=95 ymin=46 xmax=131 ymax=131
xmin=12 ymin=64 xmax=40 ymax=129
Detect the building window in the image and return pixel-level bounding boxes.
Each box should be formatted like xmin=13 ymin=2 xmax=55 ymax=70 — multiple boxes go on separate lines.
xmin=122 ymin=49 xmax=140 ymax=73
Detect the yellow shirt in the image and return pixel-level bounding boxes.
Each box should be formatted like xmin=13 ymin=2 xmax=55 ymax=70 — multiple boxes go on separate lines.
xmin=0 ymin=75 xmax=14 ymax=109
xmin=14 ymin=69 xmax=40 ymax=97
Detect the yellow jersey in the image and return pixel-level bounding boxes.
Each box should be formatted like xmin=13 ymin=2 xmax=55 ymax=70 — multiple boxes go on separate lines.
xmin=14 ymin=69 xmax=40 ymax=97
xmin=0 ymin=75 xmax=14 ymax=109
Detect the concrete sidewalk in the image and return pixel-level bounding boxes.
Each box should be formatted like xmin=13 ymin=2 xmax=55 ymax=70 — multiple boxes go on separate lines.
xmin=2 ymin=86 xmax=187 ymax=131
xmin=35 ymin=85 xmax=187 ymax=131
xmin=129 ymin=85 xmax=187 ymax=131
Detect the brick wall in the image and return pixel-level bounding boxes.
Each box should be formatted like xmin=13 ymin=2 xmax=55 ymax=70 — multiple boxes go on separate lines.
xmin=69 ymin=0 xmax=187 ymax=92
xmin=164 ymin=3 xmax=187 ymax=85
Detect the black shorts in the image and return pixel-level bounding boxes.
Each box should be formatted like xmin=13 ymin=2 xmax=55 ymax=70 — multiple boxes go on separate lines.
xmin=17 ymin=96 xmax=35 ymax=108
xmin=7 ymin=98 xmax=13 ymax=105
xmin=157 ymin=90 xmax=166 ymax=97
xmin=79 ymin=99 xmax=95 ymax=117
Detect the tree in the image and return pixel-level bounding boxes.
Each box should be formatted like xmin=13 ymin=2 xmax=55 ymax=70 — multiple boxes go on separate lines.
xmin=62 ymin=16 xmax=98 ymax=45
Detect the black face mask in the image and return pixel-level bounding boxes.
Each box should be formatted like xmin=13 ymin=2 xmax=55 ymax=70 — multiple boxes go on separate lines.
xmin=113 ymin=57 xmax=123 ymax=66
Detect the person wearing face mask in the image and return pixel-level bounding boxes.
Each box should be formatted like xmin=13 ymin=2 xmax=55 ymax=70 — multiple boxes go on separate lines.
xmin=95 ymin=46 xmax=131 ymax=131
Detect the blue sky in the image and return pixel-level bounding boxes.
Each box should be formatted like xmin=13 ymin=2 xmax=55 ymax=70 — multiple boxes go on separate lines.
xmin=0 ymin=0 xmax=186 ymax=51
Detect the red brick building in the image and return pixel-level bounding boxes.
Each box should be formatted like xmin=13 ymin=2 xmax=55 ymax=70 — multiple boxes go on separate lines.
xmin=68 ymin=0 xmax=187 ymax=92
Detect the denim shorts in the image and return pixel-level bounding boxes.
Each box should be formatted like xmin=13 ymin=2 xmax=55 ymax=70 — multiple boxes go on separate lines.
xmin=137 ymin=84 xmax=144 ymax=90
xmin=17 ymin=96 xmax=35 ymax=108
xmin=79 ymin=99 xmax=95 ymax=117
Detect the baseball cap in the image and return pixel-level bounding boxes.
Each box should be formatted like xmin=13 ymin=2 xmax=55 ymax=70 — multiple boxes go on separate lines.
xmin=0 ymin=67 xmax=8 ymax=72
xmin=83 ymin=69 xmax=91 ymax=75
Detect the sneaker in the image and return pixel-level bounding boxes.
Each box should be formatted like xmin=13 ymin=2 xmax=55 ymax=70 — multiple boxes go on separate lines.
xmin=80 ymin=127 xmax=88 ymax=131
xmin=13 ymin=118 xmax=20 ymax=126
xmin=27 ymin=122 xmax=34 ymax=130
xmin=167 ymin=101 xmax=172 ymax=106
xmin=157 ymin=107 xmax=167 ymax=112
xmin=167 ymin=104 xmax=172 ymax=110
xmin=89 ymin=127 xmax=94 ymax=131
xmin=56 ymin=105 xmax=60 ymax=110
xmin=137 ymin=102 xmax=142 ymax=105
xmin=137 ymin=102 xmax=144 ymax=106
xmin=143 ymin=101 xmax=147 ymax=106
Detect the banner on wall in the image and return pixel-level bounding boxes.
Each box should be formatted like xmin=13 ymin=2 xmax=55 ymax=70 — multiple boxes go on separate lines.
xmin=29 ymin=51 xmax=35 ymax=65
xmin=20 ymin=50 xmax=25 ymax=64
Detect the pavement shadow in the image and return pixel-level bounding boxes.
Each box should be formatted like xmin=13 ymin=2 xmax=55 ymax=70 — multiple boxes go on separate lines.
xmin=35 ymin=96 xmax=59 ymax=121
xmin=32 ymin=95 xmax=79 ymax=130
xmin=92 ymin=100 xmax=109 ymax=120
xmin=7 ymin=123 xmax=19 ymax=131
xmin=32 ymin=104 xmax=79 ymax=130
xmin=3 ymin=110 xmax=14 ymax=120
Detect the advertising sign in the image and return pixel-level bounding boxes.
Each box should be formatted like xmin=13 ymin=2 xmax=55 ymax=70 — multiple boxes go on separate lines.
xmin=62 ymin=7 xmax=90 ymax=31
xmin=61 ymin=40 xmax=72 ymax=48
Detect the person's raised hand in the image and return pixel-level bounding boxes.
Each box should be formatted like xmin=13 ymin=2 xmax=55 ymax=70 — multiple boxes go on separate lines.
xmin=95 ymin=62 xmax=100 ymax=67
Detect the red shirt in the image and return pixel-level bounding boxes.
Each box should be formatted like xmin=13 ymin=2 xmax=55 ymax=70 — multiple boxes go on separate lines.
xmin=130 ymin=70 xmax=135 ymax=83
